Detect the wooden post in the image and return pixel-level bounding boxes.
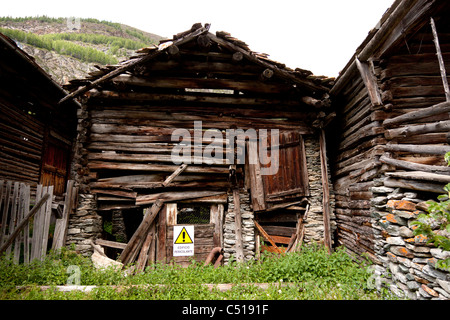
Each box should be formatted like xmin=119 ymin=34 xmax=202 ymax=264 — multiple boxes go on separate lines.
xmin=319 ymin=129 xmax=332 ymax=253
xmin=166 ymin=203 xmax=177 ymax=227
xmin=210 ymin=204 xmax=224 ymax=248
xmin=430 ymin=17 xmax=450 ymax=102
xmin=156 ymin=203 xmax=167 ymax=264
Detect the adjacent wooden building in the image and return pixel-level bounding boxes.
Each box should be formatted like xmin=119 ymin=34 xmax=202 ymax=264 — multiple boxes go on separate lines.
xmin=328 ymin=0 xmax=450 ymax=261
xmin=62 ymin=23 xmax=336 ymax=264
xmin=0 ymin=33 xmax=79 ymax=196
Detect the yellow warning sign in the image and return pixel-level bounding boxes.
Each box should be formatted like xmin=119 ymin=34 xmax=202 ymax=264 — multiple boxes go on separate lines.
xmin=174 ymin=226 xmax=193 ymax=244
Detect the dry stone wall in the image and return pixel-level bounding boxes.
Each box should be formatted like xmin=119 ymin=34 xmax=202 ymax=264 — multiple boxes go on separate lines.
xmin=370 ymin=182 xmax=450 ymax=299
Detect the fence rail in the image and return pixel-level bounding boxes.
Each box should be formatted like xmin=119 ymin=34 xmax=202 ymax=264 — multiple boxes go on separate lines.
xmin=0 ymin=180 xmax=77 ymax=264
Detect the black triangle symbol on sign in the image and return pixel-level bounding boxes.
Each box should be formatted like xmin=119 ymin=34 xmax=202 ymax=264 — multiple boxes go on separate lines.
xmin=174 ymin=227 xmax=193 ymax=244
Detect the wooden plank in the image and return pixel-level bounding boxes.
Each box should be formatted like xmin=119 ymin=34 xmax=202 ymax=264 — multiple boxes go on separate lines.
xmin=118 ymin=199 xmax=163 ymax=265
xmin=135 ymin=231 xmax=154 ymax=273
xmin=254 ymin=220 xmax=283 ymax=254
xmin=166 ymin=203 xmax=177 ymax=226
xmin=0 ymin=181 xmax=11 ymax=247
xmin=355 ymin=58 xmax=383 ymax=106
xmin=162 ymin=164 xmax=188 ymax=187
xmin=22 ymin=184 xmax=30 ymax=264
xmin=384 ymin=120 xmax=450 ymax=140
xmin=52 ymin=180 xmax=76 ymax=250
xmin=246 ymin=140 xmax=266 ymax=211
xmin=0 ymin=193 xmax=50 ymax=254
xmin=380 ymin=155 xmax=450 ymax=174
xmin=384 ymin=177 xmax=446 ymax=194
xmin=156 ymin=203 xmax=167 ymax=264
xmin=320 ymin=129 xmax=332 ymax=253
xmin=6 ymin=182 xmax=19 ymax=257
xmin=95 ymin=239 xmax=127 ymax=250
xmin=430 ymin=17 xmax=450 ymax=101
xmin=40 ymin=186 xmax=53 ymax=260
xmin=88 ymin=161 xmax=230 ymax=174
xmin=385 ymin=171 xmax=450 ymax=183
xmin=210 ymin=204 xmax=224 ymax=248
xmin=136 ymin=191 xmax=226 ymax=206
xmin=384 ymin=144 xmax=450 ymax=155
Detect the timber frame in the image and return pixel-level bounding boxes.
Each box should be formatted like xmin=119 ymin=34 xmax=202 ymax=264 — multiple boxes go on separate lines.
xmin=62 ymin=23 xmax=336 ymax=263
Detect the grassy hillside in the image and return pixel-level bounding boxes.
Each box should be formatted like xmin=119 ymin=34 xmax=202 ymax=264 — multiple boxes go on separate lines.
xmin=0 ymin=16 xmax=165 ymax=84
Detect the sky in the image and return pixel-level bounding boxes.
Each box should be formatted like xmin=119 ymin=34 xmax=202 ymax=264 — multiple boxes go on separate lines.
xmin=3 ymin=0 xmax=395 ymax=77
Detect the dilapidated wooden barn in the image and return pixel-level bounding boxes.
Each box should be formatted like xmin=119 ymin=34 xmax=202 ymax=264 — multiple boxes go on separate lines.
xmin=328 ymin=0 xmax=450 ymax=262
xmin=62 ymin=23 xmax=336 ymax=266
xmin=0 ymin=33 xmax=79 ymax=197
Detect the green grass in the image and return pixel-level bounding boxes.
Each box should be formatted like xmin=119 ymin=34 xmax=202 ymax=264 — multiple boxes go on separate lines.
xmin=0 ymin=244 xmax=396 ymax=300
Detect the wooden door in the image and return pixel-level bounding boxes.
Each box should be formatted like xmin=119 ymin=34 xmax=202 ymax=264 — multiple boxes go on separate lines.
xmin=247 ymin=131 xmax=309 ymax=212
xmin=40 ymin=138 xmax=70 ymax=195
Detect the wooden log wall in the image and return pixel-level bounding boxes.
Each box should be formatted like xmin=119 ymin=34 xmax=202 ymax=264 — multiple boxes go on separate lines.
xmin=330 ymin=9 xmax=450 ymax=260
xmin=76 ymin=36 xmax=328 ymax=213
xmin=377 ymin=16 xmax=450 ymax=193
xmin=0 ymin=101 xmax=44 ymax=189
xmin=329 ymin=72 xmax=384 ymax=259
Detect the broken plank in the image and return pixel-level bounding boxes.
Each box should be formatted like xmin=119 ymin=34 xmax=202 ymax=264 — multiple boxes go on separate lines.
xmin=254 ymin=221 xmax=283 ymax=254
xmin=118 ymin=199 xmax=163 ymax=265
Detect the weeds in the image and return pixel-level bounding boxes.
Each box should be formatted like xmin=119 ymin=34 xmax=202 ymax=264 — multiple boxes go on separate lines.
xmin=0 ymin=244 xmax=393 ymax=300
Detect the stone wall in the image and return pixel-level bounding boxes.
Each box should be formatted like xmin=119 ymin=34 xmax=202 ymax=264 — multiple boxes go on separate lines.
xmin=223 ymin=188 xmax=255 ymax=264
xmin=66 ymin=102 xmax=103 ymax=256
xmin=370 ymin=183 xmax=450 ymax=299
xmin=66 ymin=193 xmax=103 ymax=256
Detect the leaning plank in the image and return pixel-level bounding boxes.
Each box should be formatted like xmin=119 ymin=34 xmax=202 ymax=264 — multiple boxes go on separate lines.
xmin=162 ymin=164 xmax=188 ymax=187
xmin=355 ymin=58 xmax=383 ymax=106
xmin=254 ymin=221 xmax=283 ymax=254
xmin=118 ymin=199 xmax=163 ymax=265
xmin=52 ymin=180 xmax=76 ymax=250
xmin=430 ymin=17 xmax=450 ymax=101
xmin=6 ymin=182 xmax=19 ymax=257
xmin=135 ymin=231 xmax=154 ymax=273
xmin=319 ymin=129 xmax=332 ymax=253
xmin=0 ymin=193 xmax=50 ymax=254
xmin=39 ymin=186 xmax=53 ymax=260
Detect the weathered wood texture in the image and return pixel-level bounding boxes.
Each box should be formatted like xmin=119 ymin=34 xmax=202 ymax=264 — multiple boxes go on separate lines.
xmin=67 ymin=26 xmax=331 ymax=215
xmin=0 ymin=181 xmax=71 ymax=264
xmin=330 ymin=3 xmax=450 ymax=260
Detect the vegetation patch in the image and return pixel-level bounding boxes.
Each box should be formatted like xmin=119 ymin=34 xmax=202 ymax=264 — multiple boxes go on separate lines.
xmin=0 ymin=244 xmax=396 ymax=300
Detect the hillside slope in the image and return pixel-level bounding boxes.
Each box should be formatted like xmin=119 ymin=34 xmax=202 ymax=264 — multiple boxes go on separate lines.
xmin=0 ymin=16 xmax=165 ymax=85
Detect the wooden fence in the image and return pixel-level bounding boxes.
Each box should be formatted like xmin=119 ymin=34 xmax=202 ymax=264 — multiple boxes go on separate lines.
xmin=0 ymin=180 xmax=77 ymax=264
